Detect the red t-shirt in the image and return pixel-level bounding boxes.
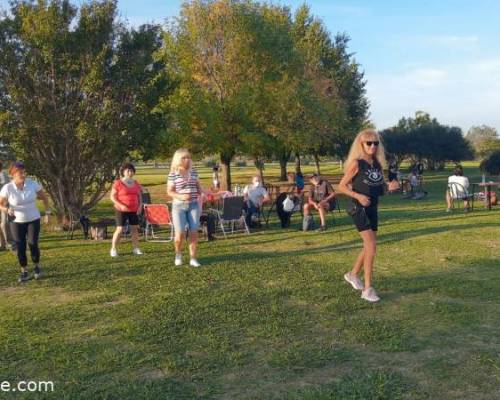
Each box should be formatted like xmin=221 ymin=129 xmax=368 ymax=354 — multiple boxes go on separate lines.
xmin=113 ymin=180 xmax=141 ymax=212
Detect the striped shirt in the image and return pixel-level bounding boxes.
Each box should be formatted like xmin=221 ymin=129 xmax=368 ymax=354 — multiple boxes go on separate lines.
xmin=168 ymin=169 xmax=199 ymax=202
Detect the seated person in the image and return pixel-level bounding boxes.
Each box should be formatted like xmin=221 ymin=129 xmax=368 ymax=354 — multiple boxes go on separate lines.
xmin=303 ymin=174 xmax=336 ymax=231
xmin=295 ymin=172 xmax=305 ymax=194
xmin=243 ymin=176 xmax=270 ymax=228
xmin=446 ymin=164 xmax=470 ymax=211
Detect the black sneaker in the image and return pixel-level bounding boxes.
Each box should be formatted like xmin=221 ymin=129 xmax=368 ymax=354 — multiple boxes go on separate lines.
xmin=317 ymin=225 xmax=327 ymax=232
xmin=34 ymin=265 xmax=42 ymax=280
xmin=18 ymin=271 xmax=30 ymax=283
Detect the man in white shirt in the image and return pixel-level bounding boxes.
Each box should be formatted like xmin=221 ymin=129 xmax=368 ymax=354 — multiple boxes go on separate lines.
xmin=446 ymin=165 xmax=470 ymax=211
xmin=243 ymin=176 xmax=270 ymax=228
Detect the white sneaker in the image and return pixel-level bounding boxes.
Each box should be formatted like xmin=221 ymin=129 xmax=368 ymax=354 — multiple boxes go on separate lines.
xmin=189 ymin=259 xmax=201 ymax=267
xmin=344 ymin=272 xmax=364 ymax=290
xmin=110 ymin=248 xmax=118 ymax=257
xmin=132 ymin=248 xmax=143 ymax=255
xmin=361 ymin=287 xmax=380 ymax=302
xmin=174 ymin=253 xmax=183 ymax=266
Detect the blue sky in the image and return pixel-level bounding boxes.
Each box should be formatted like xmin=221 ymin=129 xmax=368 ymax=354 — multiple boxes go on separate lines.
xmin=2 ymin=0 xmax=500 ymax=134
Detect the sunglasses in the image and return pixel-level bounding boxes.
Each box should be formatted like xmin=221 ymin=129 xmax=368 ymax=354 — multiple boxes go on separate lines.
xmin=364 ymin=141 xmax=379 ymax=147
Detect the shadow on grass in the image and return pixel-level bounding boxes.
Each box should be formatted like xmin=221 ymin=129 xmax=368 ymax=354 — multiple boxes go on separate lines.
xmin=201 ymin=221 xmax=499 ymax=265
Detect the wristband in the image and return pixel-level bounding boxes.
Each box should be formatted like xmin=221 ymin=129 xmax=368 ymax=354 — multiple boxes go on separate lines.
xmin=45 ymin=210 xmax=52 ymax=215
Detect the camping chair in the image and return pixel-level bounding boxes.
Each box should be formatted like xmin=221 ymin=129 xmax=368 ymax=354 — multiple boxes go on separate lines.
xmin=210 ymin=196 xmax=249 ymax=238
xmin=447 ymin=182 xmax=474 ymax=211
xmin=143 ymin=204 xmax=174 ymax=242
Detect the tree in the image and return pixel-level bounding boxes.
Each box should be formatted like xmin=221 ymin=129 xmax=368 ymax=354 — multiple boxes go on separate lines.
xmin=290 ymin=5 xmax=367 ymax=168
xmin=0 ymin=0 xmax=170 ymax=222
xmin=480 ymin=150 xmax=500 ymax=176
xmin=162 ymin=0 xmax=277 ymax=190
xmin=381 ymin=112 xmax=474 ymax=169
xmin=466 ymin=125 xmax=498 ymax=157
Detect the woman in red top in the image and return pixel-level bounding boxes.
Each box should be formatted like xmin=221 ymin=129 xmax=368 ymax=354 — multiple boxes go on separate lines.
xmin=110 ymin=163 xmax=143 ymax=257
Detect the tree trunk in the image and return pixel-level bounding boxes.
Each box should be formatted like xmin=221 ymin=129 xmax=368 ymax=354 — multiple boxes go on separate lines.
xmin=295 ymin=152 xmax=302 ymax=174
xmin=279 ymin=151 xmax=290 ymax=181
xmin=220 ymin=152 xmax=233 ymax=191
xmin=313 ymin=153 xmax=321 ymax=175
xmin=254 ymin=158 xmax=265 ymax=185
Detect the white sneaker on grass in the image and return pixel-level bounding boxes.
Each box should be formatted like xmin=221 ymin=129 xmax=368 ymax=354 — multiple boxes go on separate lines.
xmin=110 ymin=248 xmax=118 ymax=258
xmin=174 ymin=253 xmax=183 ymax=266
xmin=344 ymin=272 xmax=364 ymax=290
xmin=132 ymin=248 xmax=143 ymax=255
xmin=189 ymin=259 xmax=201 ymax=267
xmin=361 ymin=287 xmax=380 ymax=302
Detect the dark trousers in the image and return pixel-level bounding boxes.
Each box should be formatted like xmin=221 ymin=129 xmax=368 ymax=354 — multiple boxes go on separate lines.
xmin=243 ymin=203 xmax=260 ymax=228
xmin=10 ymin=219 xmax=41 ymax=267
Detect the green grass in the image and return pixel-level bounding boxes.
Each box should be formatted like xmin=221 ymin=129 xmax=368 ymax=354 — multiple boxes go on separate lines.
xmin=0 ymin=163 xmax=499 ymax=399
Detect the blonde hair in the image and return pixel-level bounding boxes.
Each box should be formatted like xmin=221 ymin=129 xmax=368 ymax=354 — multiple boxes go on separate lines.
xmin=344 ymin=129 xmax=387 ymax=172
xmin=170 ymin=148 xmax=192 ymax=173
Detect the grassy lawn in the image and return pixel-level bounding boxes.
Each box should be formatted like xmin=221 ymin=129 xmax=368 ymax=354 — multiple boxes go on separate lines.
xmin=0 ymin=163 xmax=499 ymax=399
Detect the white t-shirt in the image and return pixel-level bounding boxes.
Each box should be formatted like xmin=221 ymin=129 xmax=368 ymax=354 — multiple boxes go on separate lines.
xmin=243 ymin=184 xmax=268 ymax=206
xmin=0 ymin=179 xmax=42 ymax=223
xmin=448 ymin=175 xmax=469 ymax=199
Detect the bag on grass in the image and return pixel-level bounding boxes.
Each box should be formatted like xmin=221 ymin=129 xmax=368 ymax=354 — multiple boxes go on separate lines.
xmin=282 ymin=195 xmax=295 ymax=213
xmin=302 ymin=215 xmax=315 ymax=231
xmin=90 ymin=226 xmax=106 ymax=240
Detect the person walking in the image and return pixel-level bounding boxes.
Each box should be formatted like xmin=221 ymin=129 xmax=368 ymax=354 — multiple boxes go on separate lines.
xmin=110 ymin=163 xmax=143 ymax=257
xmin=0 ymin=162 xmax=51 ymax=282
xmin=338 ymin=129 xmax=387 ymax=302
xmin=167 ymin=149 xmax=202 ymax=267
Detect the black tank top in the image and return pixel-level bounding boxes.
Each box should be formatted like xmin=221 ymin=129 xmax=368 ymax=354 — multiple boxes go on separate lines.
xmin=352 ymin=159 xmax=385 ymax=200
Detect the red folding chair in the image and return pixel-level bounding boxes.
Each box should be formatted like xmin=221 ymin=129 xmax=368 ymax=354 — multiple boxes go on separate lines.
xmin=143 ymin=204 xmax=174 ymax=242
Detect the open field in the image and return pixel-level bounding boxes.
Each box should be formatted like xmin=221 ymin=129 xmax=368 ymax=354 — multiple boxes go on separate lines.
xmin=0 ymin=163 xmax=498 ymax=399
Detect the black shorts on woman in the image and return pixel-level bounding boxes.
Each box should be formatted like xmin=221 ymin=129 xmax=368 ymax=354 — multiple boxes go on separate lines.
xmin=115 ymin=210 xmax=139 ymax=226
xmin=350 ymin=159 xmax=385 ymax=232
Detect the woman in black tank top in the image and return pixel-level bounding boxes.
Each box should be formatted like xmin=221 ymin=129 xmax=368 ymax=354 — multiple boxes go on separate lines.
xmin=338 ymin=129 xmax=387 ymax=302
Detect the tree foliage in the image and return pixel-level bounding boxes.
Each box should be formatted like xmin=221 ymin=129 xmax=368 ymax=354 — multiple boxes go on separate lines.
xmin=381 ymin=112 xmax=474 ymax=170
xmin=480 ymin=150 xmax=500 ymax=176
xmin=0 ymin=0 xmax=170 ymax=221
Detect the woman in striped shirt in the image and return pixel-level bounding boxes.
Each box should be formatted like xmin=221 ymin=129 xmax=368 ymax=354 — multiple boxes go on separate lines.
xmin=167 ymin=148 xmax=203 ymax=267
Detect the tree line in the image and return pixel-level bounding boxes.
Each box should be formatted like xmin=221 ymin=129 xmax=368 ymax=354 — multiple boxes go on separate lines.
xmin=1 ymin=1 xmax=497 ymax=222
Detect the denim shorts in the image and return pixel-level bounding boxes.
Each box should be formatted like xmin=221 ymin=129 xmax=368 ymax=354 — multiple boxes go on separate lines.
xmin=171 ymin=201 xmax=200 ymax=233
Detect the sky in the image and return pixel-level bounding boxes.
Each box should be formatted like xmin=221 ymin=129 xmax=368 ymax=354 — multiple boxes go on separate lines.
xmin=2 ymin=0 xmax=500 ymax=134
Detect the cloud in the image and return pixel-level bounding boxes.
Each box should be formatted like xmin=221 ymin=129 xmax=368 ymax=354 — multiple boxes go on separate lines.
xmin=470 ymin=58 xmax=500 ymax=73
xmin=421 ymin=35 xmax=479 ymax=46
xmin=406 ymin=68 xmax=448 ymax=88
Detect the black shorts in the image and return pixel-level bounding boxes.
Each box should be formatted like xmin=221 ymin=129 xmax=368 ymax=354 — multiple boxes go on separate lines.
xmin=351 ymin=203 xmax=378 ymax=232
xmin=115 ymin=210 xmax=139 ymax=226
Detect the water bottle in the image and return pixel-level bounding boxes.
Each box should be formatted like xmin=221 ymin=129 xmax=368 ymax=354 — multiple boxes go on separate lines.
xmin=482 ymin=174 xmax=486 ymax=185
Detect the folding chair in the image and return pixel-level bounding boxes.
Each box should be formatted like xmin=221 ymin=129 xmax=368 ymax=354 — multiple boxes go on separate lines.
xmin=447 ymin=182 xmax=474 ymax=211
xmin=143 ymin=204 xmax=174 ymax=242
xmin=211 ymin=196 xmax=249 ymax=238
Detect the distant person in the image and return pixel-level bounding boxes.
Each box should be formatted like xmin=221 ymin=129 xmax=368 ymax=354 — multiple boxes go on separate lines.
xmin=212 ymin=165 xmax=220 ymax=190
xmin=446 ymin=164 xmax=471 ymax=212
xmin=110 ymin=163 xmax=143 ymax=257
xmin=167 ymin=148 xmax=202 ymax=267
xmin=303 ymin=174 xmax=336 ymax=232
xmin=0 ymin=162 xmax=51 ymax=282
xmin=0 ymin=161 xmax=12 ymax=250
xmin=243 ymin=176 xmax=270 ymax=228
xmin=388 ymin=156 xmax=398 ymax=182
xmin=295 ymin=172 xmax=305 ymax=194
xmin=415 ymin=161 xmax=424 ymax=176
xmin=387 ymin=156 xmax=400 ymax=193
xmin=338 ymin=129 xmax=386 ymax=302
